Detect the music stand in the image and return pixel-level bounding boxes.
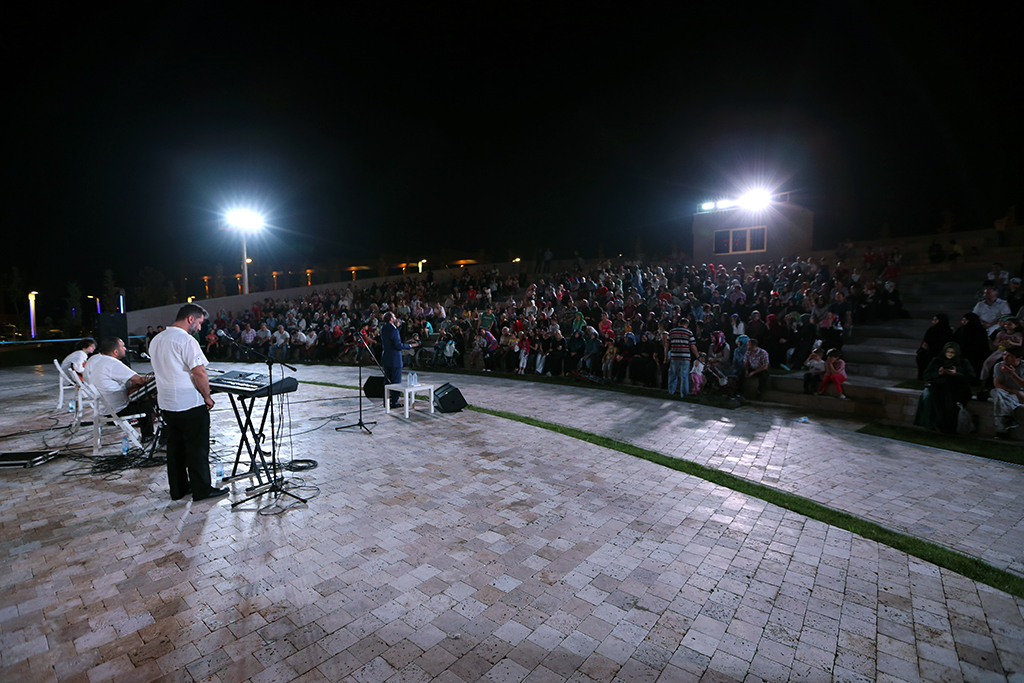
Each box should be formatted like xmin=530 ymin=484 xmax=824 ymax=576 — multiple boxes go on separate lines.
xmin=219 ymin=335 xmax=307 ymax=508
xmin=336 ymin=335 xmax=383 ymax=434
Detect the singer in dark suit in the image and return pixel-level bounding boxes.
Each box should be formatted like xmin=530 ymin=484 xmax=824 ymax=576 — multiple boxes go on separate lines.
xmin=381 ymin=312 xmax=412 ymax=407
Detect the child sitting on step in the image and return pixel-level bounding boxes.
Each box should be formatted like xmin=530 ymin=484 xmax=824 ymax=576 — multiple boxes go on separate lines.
xmin=803 ymin=347 xmax=826 ymax=394
xmin=818 ymin=348 xmax=848 ymax=399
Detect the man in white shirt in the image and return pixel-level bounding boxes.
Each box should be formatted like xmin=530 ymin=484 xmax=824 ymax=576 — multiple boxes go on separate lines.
xmin=974 ymin=284 xmax=1012 ymax=336
xmin=149 ymin=303 xmax=226 ymax=502
xmin=60 ymin=337 xmax=96 ymax=378
xmin=271 ymin=325 xmax=290 ymax=360
xmin=83 ymin=337 xmax=155 ymax=438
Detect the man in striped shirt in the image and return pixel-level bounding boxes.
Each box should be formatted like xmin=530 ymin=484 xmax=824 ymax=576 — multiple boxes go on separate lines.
xmin=667 ymin=317 xmax=698 ymax=398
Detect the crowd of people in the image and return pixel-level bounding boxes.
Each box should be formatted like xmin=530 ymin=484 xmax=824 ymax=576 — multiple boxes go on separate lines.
xmin=913 ymin=261 xmax=1024 ymax=438
xmin=166 ymin=249 xmax=923 ymax=405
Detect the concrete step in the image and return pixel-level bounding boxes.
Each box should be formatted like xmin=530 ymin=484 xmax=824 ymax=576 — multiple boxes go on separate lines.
xmin=845 ymin=337 xmax=919 ymax=350
xmin=845 ymin=362 xmax=918 ymax=380
xmin=903 ymin=305 xmax=977 ymax=319
xmin=842 ymin=345 xmax=917 ymax=367
xmin=769 ymin=372 xmax=890 ymax=400
xmin=761 ymin=388 xmax=887 ymax=419
xmin=851 ymin=321 xmax=929 ymax=339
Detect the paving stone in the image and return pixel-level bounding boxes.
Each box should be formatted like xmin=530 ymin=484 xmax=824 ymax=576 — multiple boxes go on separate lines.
xmin=1 ymin=365 xmax=1022 ymax=683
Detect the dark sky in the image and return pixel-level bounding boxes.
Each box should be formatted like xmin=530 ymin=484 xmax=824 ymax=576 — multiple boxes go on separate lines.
xmin=4 ymin=5 xmax=1021 ymax=311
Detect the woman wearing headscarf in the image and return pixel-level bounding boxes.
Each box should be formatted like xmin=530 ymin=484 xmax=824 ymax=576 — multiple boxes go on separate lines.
xmin=916 ymin=313 xmax=953 ymax=380
xmin=952 ymin=312 xmax=990 ymax=379
xmin=708 ymin=331 xmax=730 ymax=370
xmin=727 ymin=334 xmax=749 ymax=377
xmin=914 ymin=342 xmax=977 ymax=433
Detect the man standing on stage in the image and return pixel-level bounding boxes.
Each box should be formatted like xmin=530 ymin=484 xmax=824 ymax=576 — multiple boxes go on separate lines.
xmin=381 ymin=312 xmax=415 ymax=408
xmin=149 ymin=303 xmax=227 ymax=501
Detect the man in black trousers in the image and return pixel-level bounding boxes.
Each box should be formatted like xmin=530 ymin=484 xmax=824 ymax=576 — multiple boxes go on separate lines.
xmin=149 ymin=303 xmax=228 ymax=502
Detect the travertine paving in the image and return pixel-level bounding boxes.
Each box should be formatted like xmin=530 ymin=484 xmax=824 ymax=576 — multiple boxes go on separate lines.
xmin=1 ymin=364 xmax=1022 ymax=683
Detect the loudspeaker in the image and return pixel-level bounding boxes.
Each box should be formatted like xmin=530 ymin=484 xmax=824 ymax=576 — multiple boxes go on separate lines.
xmin=363 ymin=376 xmax=386 ymax=399
xmin=97 ymin=312 xmax=130 ymax=367
xmin=433 ymin=382 xmax=467 ymax=413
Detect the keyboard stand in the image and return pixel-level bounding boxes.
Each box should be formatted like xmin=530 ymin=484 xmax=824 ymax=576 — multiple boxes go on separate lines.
xmin=222 ymin=393 xmax=272 ymax=491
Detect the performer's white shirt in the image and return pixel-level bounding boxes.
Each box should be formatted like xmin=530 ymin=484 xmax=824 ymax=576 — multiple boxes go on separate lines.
xmin=61 ymin=349 xmax=89 ymax=377
xmin=83 ymin=353 xmax=135 ymax=413
xmin=149 ymin=327 xmax=208 ymax=412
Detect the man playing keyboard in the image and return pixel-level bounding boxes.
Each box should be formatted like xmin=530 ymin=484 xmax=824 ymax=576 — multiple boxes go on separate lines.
xmin=83 ymin=337 xmax=156 ymax=440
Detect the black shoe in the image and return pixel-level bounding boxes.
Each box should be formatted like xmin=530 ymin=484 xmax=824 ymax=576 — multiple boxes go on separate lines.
xmin=194 ymin=488 xmax=229 ymax=501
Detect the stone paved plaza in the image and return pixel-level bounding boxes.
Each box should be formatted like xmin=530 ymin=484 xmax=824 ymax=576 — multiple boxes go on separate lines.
xmin=1 ymin=363 xmax=1022 ymax=682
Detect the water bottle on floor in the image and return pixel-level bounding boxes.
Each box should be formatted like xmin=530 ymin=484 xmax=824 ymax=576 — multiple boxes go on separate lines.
xmin=216 ymin=460 xmax=224 ymax=486
xmin=68 ymin=399 xmax=75 ymax=413
xmin=121 ymin=436 xmax=129 ymax=455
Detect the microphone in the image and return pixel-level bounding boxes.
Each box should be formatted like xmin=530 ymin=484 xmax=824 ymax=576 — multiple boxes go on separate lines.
xmin=216 ymin=329 xmax=227 ymax=338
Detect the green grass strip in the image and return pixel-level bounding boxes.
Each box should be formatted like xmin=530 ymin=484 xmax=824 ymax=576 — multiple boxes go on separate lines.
xmin=300 ymin=380 xmax=361 ymax=391
xmin=468 ymin=405 xmax=1024 ymax=599
xmin=858 ymin=423 xmax=1024 ymax=466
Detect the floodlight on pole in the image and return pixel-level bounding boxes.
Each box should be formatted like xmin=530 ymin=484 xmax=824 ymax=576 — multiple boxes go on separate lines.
xmin=225 ymin=209 xmax=264 ymax=295
xmin=738 ymin=189 xmax=772 ymax=212
xmin=28 ymin=292 xmax=38 ymax=339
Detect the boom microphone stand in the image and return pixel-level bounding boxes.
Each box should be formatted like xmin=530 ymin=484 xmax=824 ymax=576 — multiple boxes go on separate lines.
xmin=337 ymin=334 xmax=385 ymax=434
xmin=216 ymin=331 xmax=306 ymax=507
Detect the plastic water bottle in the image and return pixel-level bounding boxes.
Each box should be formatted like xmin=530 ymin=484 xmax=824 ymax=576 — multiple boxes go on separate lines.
xmin=411 ymin=372 xmax=418 ymax=386
xmin=68 ymin=399 xmax=75 ymax=413
xmin=216 ymin=460 xmax=225 ymax=486
xmin=122 ymin=436 xmax=129 ymax=455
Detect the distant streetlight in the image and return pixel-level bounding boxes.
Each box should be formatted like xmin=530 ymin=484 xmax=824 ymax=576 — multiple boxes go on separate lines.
xmin=28 ymin=291 xmax=38 ymax=339
xmin=418 ymin=259 xmax=427 ymax=274
xmin=225 ymin=209 xmax=264 ymax=295
xmin=87 ymin=295 xmax=101 ymax=314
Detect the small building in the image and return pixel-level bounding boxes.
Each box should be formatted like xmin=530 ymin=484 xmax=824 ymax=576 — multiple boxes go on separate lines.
xmin=691 ymin=195 xmax=813 ymax=267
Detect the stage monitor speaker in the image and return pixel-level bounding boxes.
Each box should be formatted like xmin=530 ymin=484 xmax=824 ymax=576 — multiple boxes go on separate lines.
xmin=97 ymin=312 xmax=130 ymax=367
xmin=433 ymin=382 xmax=467 ymax=413
xmin=363 ymin=376 xmax=386 ymax=399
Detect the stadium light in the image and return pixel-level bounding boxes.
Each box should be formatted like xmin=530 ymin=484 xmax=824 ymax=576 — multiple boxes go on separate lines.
xmin=738 ymin=189 xmax=772 ymax=211
xmin=716 ymin=199 xmax=737 ymax=210
xmin=225 ymin=209 xmax=264 ymax=295
xmin=700 ymin=202 xmax=716 ymax=211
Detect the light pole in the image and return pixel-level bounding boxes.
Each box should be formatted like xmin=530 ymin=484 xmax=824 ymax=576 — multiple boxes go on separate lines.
xmin=225 ymin=209 xmax=264 ymax=295
xmin=28 ymin=291 xmax=38 ymax=339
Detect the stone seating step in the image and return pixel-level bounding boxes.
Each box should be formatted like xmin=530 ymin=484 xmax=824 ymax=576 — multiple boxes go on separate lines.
xmin=842 ymin=345 xmax=917 ymax=367
xmin=844 ymin=362 xmax=917 ymax=380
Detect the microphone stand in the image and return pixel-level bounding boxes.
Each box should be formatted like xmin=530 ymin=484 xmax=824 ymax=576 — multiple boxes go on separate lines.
xmin=336 ymin=333 xmax=384 ymax=434
xmin=218 ymin=332 xmax=306 ymax=507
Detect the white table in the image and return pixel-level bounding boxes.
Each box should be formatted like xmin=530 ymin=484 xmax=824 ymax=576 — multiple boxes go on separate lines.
xmin=384 ymin=383 xmax=435 ymax=418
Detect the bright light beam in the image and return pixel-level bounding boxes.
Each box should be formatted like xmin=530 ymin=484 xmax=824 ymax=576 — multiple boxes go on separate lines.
xmin=225 ymin=209 xmax=265 ymax=232
xmin=738 ymin=189 xmax=772 ymax=211
xmin=225 ymin=209 xmax=265 ymax=295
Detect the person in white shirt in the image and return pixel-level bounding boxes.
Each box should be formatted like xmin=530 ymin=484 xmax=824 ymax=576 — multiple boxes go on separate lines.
xmin=271 ymin=325 xmax=290 ymax=360
xmin=149 ymin=303 xmax=226 ymax=502
xmin=60 ymin=337 xmax=96 ymax=378
xmin=290 ymin=329 xmax=307 ymax=361
xmin=83 ymin=337 xmax=155 ymax=438
xmin=973 ymin=284 xmax=1012 ymax=336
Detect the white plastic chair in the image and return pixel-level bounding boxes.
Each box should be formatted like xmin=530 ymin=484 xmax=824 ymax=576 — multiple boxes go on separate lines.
xmin=53 ymin=360 xmax=77 ymax=412
xmin=66 ymin=370 xmax=99 ymax=430
xmin=75 ymin=377 xmax=146 ymax=455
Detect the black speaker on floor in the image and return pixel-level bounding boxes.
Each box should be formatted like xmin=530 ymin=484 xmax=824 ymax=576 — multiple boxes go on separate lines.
xmin=433 ymin=382 xmax=467 ymax=413
xmin=97 ymin=312 xmax=130 ymax=367
xmin=363 ymin=376 xmax=386 ymax=399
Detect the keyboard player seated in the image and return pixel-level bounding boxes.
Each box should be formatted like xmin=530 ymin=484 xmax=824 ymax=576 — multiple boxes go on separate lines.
xmin=83 ymin=337 xmax=157 ymax=440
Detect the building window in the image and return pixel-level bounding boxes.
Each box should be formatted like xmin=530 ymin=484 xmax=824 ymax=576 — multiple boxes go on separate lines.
xmin=714 ymin=226 xmax=767 ymax=255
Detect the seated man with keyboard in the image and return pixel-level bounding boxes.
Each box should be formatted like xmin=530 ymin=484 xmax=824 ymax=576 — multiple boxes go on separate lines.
xmin=83 ymin=337 xmax=156 ymax=440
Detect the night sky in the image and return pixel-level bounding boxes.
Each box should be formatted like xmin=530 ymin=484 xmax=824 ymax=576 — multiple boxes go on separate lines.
xmin=4 ymin=6 xmax=1021 ymax=317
